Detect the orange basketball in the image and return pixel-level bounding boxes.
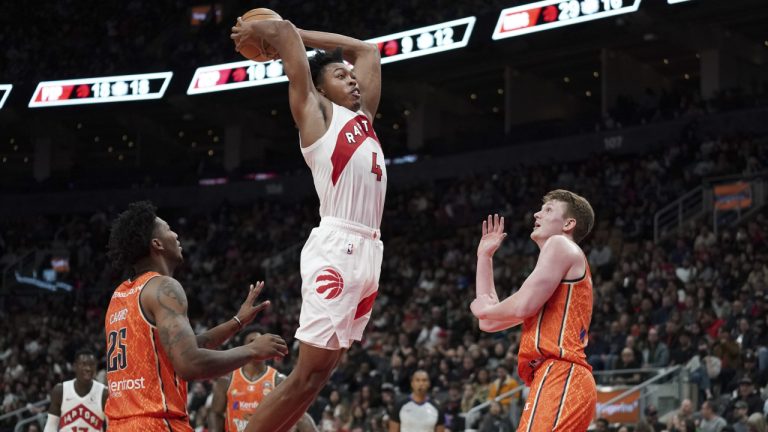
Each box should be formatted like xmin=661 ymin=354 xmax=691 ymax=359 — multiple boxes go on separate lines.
xmin=237 ymin=8 xmax=282 ymax=62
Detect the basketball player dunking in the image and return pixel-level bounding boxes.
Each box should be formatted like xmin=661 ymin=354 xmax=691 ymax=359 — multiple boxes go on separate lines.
xmin=208 ymin=329 xmax=318 ymax=432
xmin=231 ymin=16 xmax=386 ymax=432
xmin=104 ymin=201 xmax=287 ymax=431
xmin=45 ymin=350 xmax=107 ymax=432
xmin=470 ymin=190 xmax=597 ymax=431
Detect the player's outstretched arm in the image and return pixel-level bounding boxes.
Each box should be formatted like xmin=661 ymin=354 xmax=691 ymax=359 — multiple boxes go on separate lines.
xmin=231 ymin=18 xmax=328 ymax=146
xmin=196 ymin=282 xmax=270 ymax=349
xmin=143 ymin=276 xmax=288 ymax=381
xmin=208 ymin=375 xmax=230 ymax=432
xmin=472 ymin=234 xmax=578 ymax=322
xmin=297 ymin=29 xmax=382 ymax=121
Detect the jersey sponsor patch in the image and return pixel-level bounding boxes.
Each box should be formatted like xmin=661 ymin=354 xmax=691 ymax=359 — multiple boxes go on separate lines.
xmin=315 ymin=268 xmax=344 ymax=300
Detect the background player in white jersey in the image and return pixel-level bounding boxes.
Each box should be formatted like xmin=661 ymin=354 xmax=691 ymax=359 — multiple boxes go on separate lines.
xmin=45 ymin=350 xmax=107 ymax=432
xmin=231 ymin=14 xmax=385 ymax=432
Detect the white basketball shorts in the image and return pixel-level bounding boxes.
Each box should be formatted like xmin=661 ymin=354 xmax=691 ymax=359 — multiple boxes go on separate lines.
xmin=294 ymin=217 xmax=384 ymax=350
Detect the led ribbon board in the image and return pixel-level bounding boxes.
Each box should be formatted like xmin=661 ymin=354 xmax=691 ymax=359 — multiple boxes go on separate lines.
xmin=187 ymin=16 xmax=476 ymax=95
xmin=667 ymin=0 xmax=694 ymax=3
xmin=492 ymin=0 xmax=642 ymax=40
xmin=0 ymin=84 xmax=11 ymax=109
xmin=28 ymin=72 xmax=173 ymax=108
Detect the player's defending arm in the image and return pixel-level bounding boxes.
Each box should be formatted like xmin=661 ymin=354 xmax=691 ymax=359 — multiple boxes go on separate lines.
xmin=471 ymin=215 xmax=579 ymax=324
xmin=208 ymin=375 xmax=230 ymax=432
xmin=143 ymin=276 xmax=288 ymax=381
xmin=43 ymin=384 xmax=62 ymax=432
xmin=296 ymin=29 xmax=382 ymax=121
xmin=195 ymin=282 xmax=269 ymax=349
xmin=231 ymin=18 xmax=328 ymax=145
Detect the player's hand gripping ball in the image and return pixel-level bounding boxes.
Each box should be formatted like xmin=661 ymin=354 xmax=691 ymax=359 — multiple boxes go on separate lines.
xmin=232 ymin=8 xmax=282 ymax=62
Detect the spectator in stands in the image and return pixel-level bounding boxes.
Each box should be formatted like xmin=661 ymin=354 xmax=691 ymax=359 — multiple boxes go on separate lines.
xmin=688 ymin=341 xmax=720 ymax=400
xmin=747 ymin=412 xmax=767 ymax=432
xmin=612 ymin=348 xmax=643 ymax=385
xmin=644 ymin=404 xmax=666 ymax=432
xmin=478 ymin=401 xmax=514 ymax=432
xmin=731 ymin=400 xmax=750 ymax=432
xmin=698 ymin=399 xmax=727 ymax=432
xmin=594 ymin=417 xmax=609 ymax=432
xmin=486 ymin=365 xmax=519 ymax=414
xmin=668 ymin=399 xmax=696 ymax=432
xmin=643 ymin=327 xmax=670 ymax=368
xmin=724 ymin=378 xmax=765 ymax=424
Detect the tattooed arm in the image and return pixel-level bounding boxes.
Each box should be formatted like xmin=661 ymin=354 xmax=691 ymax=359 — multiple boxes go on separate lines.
xmin=140 ymin=276 xmax=288 ymax=381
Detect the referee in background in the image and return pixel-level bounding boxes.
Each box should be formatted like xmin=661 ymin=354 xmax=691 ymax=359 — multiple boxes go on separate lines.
xmin=389 ymin=370 xmax=445 ymax=432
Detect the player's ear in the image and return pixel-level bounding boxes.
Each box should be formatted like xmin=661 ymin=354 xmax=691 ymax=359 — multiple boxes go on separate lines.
xmin=150 ymin=238 xmax=164 ymax=251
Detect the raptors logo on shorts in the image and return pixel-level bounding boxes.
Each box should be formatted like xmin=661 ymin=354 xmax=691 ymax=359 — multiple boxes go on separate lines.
xmin=315 ymin=268 xmax=344 ymax=300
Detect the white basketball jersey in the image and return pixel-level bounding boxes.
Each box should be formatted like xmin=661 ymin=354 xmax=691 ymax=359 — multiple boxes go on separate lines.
xmin=59 ymin=379 xmax=105 ymax=431
xmin=301 ymin=103 xmax=387 ymax=229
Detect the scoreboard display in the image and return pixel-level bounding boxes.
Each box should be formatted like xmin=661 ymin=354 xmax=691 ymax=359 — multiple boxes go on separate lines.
xmin=187 ymin=17 xmax=476 ymax=95
xmin=492 ymin=0 xmax=642 ymax=40
xmin=0 ymin=84 xmax=11 ymax=109
xmin=28 ymin=72 xmax=173 ymax=108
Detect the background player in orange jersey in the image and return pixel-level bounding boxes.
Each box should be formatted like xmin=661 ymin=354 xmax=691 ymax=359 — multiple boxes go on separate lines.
xmin=470 ymin=190 xmax=596 ymax=431
xmin=231 ymin=14 xmax=385 ymax=432
xmin=104 ymin=201 xmax=288 ymax=431
xmin=209 ymin=329 xmax=318 ymax=432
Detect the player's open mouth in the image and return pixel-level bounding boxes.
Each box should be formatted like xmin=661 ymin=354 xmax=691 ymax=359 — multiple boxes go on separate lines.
xmin=351 ymin=88 xmax=360 ymax=98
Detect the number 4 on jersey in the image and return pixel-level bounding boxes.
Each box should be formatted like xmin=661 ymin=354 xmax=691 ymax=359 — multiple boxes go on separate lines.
xmin=371 ymin=152 xmax=383 ymax=182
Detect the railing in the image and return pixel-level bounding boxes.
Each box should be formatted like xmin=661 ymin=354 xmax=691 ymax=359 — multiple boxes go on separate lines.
xmin=653 ymin=186 xmax=704 ymax=242
xmin=461 ymin=385 xmax=525 ymax=431
xmin=0 ymin=398 xmax=49 ymax=423
xmin=13 ymin=413 xmax=45 ymax=432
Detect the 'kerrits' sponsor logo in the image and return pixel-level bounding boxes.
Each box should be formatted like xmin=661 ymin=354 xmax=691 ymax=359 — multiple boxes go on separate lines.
xmin=233 ymin=400 xmax=259 ymax=411
xmin=59 ymin=404 xmax=104 ymax=429
xmin=109 ymin=377 xmax=146 ymax=396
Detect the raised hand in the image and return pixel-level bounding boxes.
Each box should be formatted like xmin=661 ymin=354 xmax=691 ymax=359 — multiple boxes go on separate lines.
xmin=235 ymin=282 xmax=270 ymax=327
xmin=230 ymin=17 xmax=259 ymax=52
xmin=246 ymin=333 xmax=288 ymax=361
xmin=477 ymin=214 xmax=507 ymax=258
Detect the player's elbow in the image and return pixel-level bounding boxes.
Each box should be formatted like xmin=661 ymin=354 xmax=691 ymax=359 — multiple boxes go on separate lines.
xmin=510 ymin=301 xmax=537 ymax=321
xmin=479 ymin=320 xmax=499 ymax=333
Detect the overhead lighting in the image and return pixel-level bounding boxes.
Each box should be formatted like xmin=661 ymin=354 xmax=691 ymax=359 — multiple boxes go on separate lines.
xmin=497 ymin=88 xmax=504 ymax=95
xmin=684 ymin=73 xmax=690 ymax=80
xmin=376 ymin=113 xmax=382 ymax=119
xmin=470 ymin=93 xmax=477 ymax=100
xmin=9 ymin=138 xmax=14 ymax=144
xmin=191 ymin=141 xmax=197 ymax=148
xmin=271 ymin=109 xmax=277 ymax=116
xmin=585 ymin=90 xmax=592 ymax=97
xmin=492 ymin=106 xmax=499 ymax=113
xmin=213 ymin=136 xmax=220 ymax=143
xmin=122 ymin=135 xmax=128 ymax=141
xmin=663 ymin=58 xmax=669 ymax=65
xmin=563 ymin=76 xmax=571 ymax=83
xmin=108 ymin=146 xmax=113 ymax=153
xmin=13 ymin=145 xmax=18 ymax=151
xmin=94 ymin=136 xmax=100 ymax=142
xmin=593 ymin=71 xmax=599 ymax=78
xmin=23 ymin=157 xmax=29 ymax=163
xmin=76 ymin=123 xmax=83 ymax=129
xmin=695 ymin=53 xmax=701 ymax=59
xmin=208 ymin=149 xmax=214 ymax=156
xmin=178 ymin=131 xmax=185 ymax=137
xmin=128 ymin=141 xmax=134 ymax=148
xmin=118 ymin=154 xmax=124 ymax=161
xmin=207 ymin=129 xmax=213 ymax=136
xmin=403 ymin=109 xmax=411 ymax=116
xmin=393 ymin=123 xmax=400 ymax=130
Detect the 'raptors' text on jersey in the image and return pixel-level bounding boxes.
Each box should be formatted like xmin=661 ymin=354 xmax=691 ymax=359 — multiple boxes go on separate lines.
xmin=59 ymin=379 xmax=105 ymax=432
xmin=301 ymin=103 xmax=387 ymax=229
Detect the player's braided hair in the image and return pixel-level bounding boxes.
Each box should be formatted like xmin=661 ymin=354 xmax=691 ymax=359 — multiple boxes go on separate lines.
xmin=107 ymin=201 xmax=158 ymax=271
xmin=308 ymin=47 xmax=345 ymax=86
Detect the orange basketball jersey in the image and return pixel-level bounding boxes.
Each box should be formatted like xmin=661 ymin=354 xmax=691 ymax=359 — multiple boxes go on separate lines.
xmin=518 ymin=259 xmax=593 ymax=386
xmin=226 ymin=367 xmax=279 ymax=432
xmin=104 ymin=272 xmax=191 ymax=432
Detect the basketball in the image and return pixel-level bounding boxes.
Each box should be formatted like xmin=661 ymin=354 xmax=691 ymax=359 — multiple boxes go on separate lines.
xmin=237 ymin=8 xmax=282 ymax=62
